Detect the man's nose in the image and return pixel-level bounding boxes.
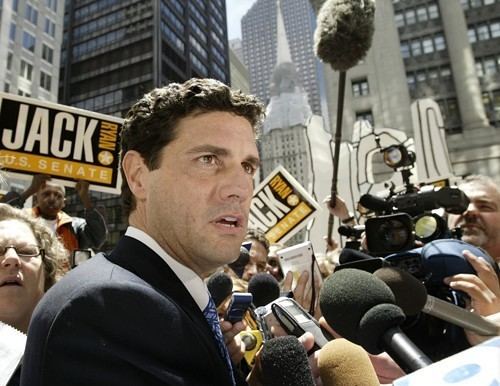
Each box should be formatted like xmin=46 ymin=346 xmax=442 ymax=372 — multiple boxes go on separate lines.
xmin=220 ymin=168 xmax=253 ymax=202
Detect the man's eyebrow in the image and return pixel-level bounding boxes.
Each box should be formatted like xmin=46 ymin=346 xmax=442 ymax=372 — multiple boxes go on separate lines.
xmin=187 ymin=145 xmax=260 ymax=167
xmin=187 ymin=144 xmax=229 ymax=156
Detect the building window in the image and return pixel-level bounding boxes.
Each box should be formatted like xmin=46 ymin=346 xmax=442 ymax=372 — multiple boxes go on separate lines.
xmin=491 ymin=21 xmax=500 ymax=38
xmin=411 ymin=40 xmax=422 ymax=56
xmin=7 ymin=52 xmax=13 ymax=70
xmin=44 ymin=18 xmax=56 ymax=37
xmin=12 ymin=0 xmax=19 ymax=12
xmin=422 ymin=37 xmax=434 ymax=54
xmin=405 ymin=9 xmax=416 ymax=25
xmin=417 ymin=6 xmax=428 ymax=22
xmin=477 ymin=24 xmax=490 ymax=41
xmin=45 ymin=0 xmax=57 ymax=12
xmin=42 ymin=44 xmax=54 ymax=63
xmin=4 ymin=83 xmax=10 ymax=93
xmin=395 ymin=12 xmax=404 ymax=28
xmin=428 ymin=4 xmax=439 ymax=19
xmin=352 ymin=79 xmax=369 ymax=97
xmin=22 ymin=31 xmax=36 ymax=52
xmin=20 ymin=60 xmax=33 ymax=81
xmin=356 ymin=110 xmax=374 ymax=126
xmin=9 ymin=23 xmax=16 ymax=41
xmin=40 ymin=71 xmax=52 ymax=91
xmin=25 ymin=3 xmax=38 ymax=25
xmin=468 ymin=28 xmax=477 ymax=43
xmin=434 ymin=34 xmax=446 ymax=51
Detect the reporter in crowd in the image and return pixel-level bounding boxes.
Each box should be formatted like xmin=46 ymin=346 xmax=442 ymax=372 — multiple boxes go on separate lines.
xmin=20 ymin=78 xmax=264 ymax=386
xmin=0 ymin=203 xmax=67 ymax=385
xmin=448 ymin=174 xmax=500 ymax=264
xmin=2 ymin=174 xmax=107 ymax=254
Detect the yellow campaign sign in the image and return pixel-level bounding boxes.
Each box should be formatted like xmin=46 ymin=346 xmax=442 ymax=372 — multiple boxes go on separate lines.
xmin=0 ymin=92 xmax=123 ymax=194
xmin=249 ymin=165 xmax=321 ymax=244
xmin=0 ymin=150 xmax=112 ymax=184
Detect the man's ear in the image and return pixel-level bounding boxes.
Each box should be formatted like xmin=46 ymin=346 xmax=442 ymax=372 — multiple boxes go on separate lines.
xmin=122 ymin=150 xmax=149 ymax=200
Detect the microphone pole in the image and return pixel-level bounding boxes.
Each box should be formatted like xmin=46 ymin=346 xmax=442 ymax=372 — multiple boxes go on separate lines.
xmin=327 ymin=70 xmax=346 ymax=246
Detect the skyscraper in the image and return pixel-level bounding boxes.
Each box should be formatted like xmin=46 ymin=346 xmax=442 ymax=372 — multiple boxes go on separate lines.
xmin=241 ymin=0 xmax=325 ymax=117
xmin=60 ymin=0 xmax=231 ymax=251
xmin=59 ymin=0 xmax=230 ymax=117
xmin=0 ymin=0 xmax=64 ymax=101
xmin=322 ymin=0 xmax=500 ymax=179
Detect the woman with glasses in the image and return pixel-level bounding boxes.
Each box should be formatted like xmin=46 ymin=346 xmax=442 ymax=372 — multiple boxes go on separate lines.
xmin=0 ymin=203 xmax=68 ymax=333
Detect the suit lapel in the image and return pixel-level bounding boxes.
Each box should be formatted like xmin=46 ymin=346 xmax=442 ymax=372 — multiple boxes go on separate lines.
xmin=106 ymin=236 xmax=233 ymax=384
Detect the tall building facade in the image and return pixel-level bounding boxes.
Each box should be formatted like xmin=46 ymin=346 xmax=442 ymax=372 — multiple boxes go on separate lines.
xmin=60 ymin=0 xmax=231 ymax=252
xmin=241 ymin=0 xmax=325 ymax=117
xmin=0 ymin=0 xmax=64 ymax=101
xmin=59 ymin=0 xmax=230 ymax=117
xmin=323 ymin=0 xmax=500 ymax=179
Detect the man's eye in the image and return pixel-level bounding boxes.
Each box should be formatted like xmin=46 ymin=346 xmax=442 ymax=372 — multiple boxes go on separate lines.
xmin=243 ymin=162 xmax=256 ymax=175
xmin=200 ymin=155 xmax=216 ymax=164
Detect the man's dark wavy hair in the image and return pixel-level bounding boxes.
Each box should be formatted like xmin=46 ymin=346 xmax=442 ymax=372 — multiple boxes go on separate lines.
xmin=120 ymin=78 xmax=265 ymax=219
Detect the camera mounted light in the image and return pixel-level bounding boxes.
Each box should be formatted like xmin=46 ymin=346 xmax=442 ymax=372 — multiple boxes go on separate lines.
xmin=414 ymin=213 xmax=448 ymax=244
xmin=381 ymin=145 xmax=415 ymax=170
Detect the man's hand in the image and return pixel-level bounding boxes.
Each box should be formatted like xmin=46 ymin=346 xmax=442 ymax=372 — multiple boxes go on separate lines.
xmin=25 ymin=174 xmax=51 ymax=197
xmin=444 ymin=250 xmax=500 ymax=317
xmin=323 ymin=194 xmax=350 ymax=221
xmin=220 ymin=319 xmax=246 ymax=365
xmin=75 ymin=180 xmax=92 ymax=209
xmin=282 ymin=270 xmax=323 ymax=319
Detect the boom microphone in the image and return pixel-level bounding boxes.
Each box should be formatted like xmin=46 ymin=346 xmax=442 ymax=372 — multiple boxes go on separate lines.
xmin=259 ymin=336 xmax=315 ymax=386
xmin=314 ymin=0 xmax=376 ymax=72
xmin=374 ymin=267 xmax=500 ymax=336
xmin=320 ymin=268 xmax=432 ymax=372
xmin=318 ymin=338 xmax=379 ymax=386
xmin=247 ymin=273 xmax=280 ymax=307
xmin=207 ymin=272 xmax=233 ymax=307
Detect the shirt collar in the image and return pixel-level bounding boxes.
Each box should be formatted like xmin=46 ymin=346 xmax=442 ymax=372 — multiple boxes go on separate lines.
xmin=125 ymin=226 xmax=209 ymax=311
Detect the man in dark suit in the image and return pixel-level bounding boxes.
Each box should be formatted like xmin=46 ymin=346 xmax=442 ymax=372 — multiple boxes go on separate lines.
xmin=20 ymin=78 xmax=265 ymax=386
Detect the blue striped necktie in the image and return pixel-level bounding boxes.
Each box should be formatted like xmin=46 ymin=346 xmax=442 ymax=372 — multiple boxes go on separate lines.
xmin=203 ymin=295 xmax=236 ymax=386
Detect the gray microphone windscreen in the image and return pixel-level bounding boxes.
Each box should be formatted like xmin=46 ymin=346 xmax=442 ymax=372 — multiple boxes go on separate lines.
xmin=314 ymin=0 xmax=376 ymax=71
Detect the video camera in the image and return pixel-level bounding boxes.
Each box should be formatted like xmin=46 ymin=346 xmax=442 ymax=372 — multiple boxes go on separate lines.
xmin=354 ymin=144 xmax=469 ymax=256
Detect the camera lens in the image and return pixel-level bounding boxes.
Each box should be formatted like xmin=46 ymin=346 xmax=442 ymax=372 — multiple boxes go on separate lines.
xmin=379 ymin=219 xmax=411 ymax=249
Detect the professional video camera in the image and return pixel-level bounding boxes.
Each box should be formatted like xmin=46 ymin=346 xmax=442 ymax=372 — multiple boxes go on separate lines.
xmin=336 ymin=144 xmax=500 ymax=360
xmin=357 ymin=144 xmax=469 ymax=256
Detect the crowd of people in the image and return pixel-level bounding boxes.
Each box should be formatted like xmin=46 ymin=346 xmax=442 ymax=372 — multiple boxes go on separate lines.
xmin=0 ymin=78 xmax=499 ymax=385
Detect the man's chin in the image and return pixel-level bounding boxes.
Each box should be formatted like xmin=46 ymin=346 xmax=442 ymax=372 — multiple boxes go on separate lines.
xmin=461 ymin=234 xmax=487 ymax=248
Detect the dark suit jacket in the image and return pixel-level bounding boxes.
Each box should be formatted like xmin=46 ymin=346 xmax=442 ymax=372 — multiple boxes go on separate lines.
xmin=21 ymin=236 xmax=244 ymax=386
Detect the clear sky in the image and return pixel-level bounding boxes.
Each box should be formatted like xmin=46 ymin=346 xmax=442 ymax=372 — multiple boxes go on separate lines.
xmin=226 ymin=0 xmax=258 ymax=40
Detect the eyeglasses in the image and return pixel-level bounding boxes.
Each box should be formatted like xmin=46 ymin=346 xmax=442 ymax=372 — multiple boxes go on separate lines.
xmin=0 ymin=245 xmax=44 ymax=259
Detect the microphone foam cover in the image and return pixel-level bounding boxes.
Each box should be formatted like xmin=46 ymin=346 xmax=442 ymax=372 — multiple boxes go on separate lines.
xmin=320 ymin=268 xmax=395 ymax=341
xmin=318 ymin=339 xmax=379 ymax=386
xmin=358 ymin=303 xmax=406 ymax=354
xmin=260 ymin=336 xmax=315 ymax=386
xmin=206 ymin=271 xmax=232 ymax=307
xmin=314 ymin=0 xmax=375 ymax=71
xmin=247 ymin=273 xmax=280 ymax=307
xmin=374 ymin=267 xmax=427 ymax=316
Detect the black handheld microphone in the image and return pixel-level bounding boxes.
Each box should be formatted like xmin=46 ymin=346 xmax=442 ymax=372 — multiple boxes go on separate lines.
xmin=228 ymin=246 xmax=250 ymax=278
xmin=320 ymin=268 xmax=433 ymax=373
xmin=247 ymin=273 xmax=280 ymax=307
xmin=259 ymin=336 xmax=315 ymax=386
xmin=206 ymin=271 xmax=232 ymax=307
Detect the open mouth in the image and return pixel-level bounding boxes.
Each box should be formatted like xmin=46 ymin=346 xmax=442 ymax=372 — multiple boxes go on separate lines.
xmin=0 ymin=278 xmax=22 ymax=287
xmin=216 ymin=216 xmax=239 ymax=228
